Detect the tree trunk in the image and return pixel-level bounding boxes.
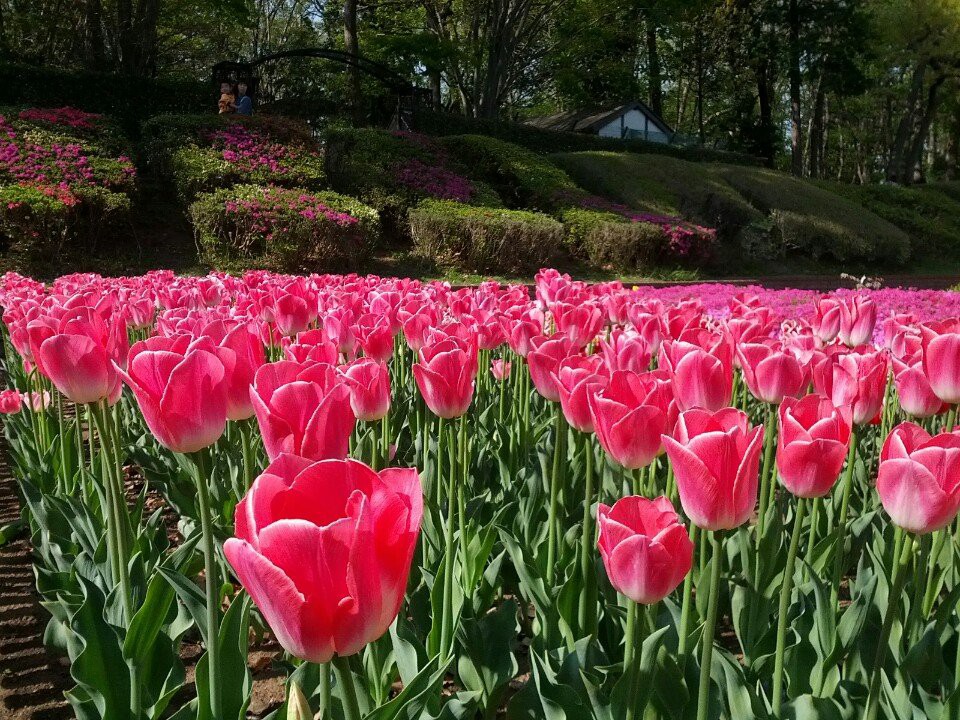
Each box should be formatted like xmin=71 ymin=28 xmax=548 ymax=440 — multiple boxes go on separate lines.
xmin=886 ymin=63 xmax=927 ymax=183
xmin=343 ymin=0 xmax=363 ymax=124
xmin=756 ymin=58 xmax=776 ymax=167
xmin=83 ymin=0 xmax=106 ymax=70
xmin=808 ymin=67 xmax=826 ymax=178
xmin=696 ymin=20 xmax=705 ymax=144
xmin=646 ymin=16 xmax=663 ymax=119
xmin=905 ymin=73 xmax=946 ymax=184
xmin=946 ymin=106 xmax=960 ymax=180
xmin=788 ymin=0 xmax=802 ymax=175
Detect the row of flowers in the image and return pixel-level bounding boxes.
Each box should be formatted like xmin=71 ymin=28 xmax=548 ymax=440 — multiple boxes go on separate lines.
xmin=2 ymin=267 xmax=960 ymax=720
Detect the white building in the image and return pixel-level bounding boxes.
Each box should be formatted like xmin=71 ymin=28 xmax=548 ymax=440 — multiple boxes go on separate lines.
xmin=524 ymin=100 xmax=674 ymax=144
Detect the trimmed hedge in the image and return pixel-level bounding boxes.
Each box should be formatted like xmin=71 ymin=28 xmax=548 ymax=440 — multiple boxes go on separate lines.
xmin=413 ymin=108 xmax=764 ymax=166
xmin=559 ymin=208 xmax=662 ymax=269
xmin=436 ymin=134 xmax=580 ymax=211
xmin=409 ymin=199 xmax=562 ymax=273
xmin=0 ymin=63 xmax=207 ymax=132
xmin=717 ymin=166 xmax=911 ymax=264
xmin=140 ymin=114 xmax=326 ymax=200
xmin=324 ymin=128 xmax=501 ymax=218
xmin=190 ymin=184 xmax=379 ymax=273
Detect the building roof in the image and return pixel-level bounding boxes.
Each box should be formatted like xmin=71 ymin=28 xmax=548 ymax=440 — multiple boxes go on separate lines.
xmin=524 ymin=100 xmax=674 ymax=137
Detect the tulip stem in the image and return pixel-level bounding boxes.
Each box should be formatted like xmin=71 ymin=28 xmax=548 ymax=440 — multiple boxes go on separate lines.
xmin=830 ymin=426 xmax=860 ymax=611
xmin=190 ymin=448 xmax=223 ymax=720
xmin=756 ymin=405 xmax=777 ymax=537
xmin=804 ymin=497 xmax=822 ymax=582
xmin=677 ymin=523 xmax=699 ymax=664
xmin=332 ymin=655 xmax=362 ymax=720
xmin=546 ymin=405 xmax=565 ymax=589
xmin=696 ymin=530 xmax=723 ymax=720
xmin=578 ymin=433 xmax=596 ymax=638
xmin=772 ymin=497 xmax=807 ymax=717
xmin=318 ymin=662 xmax=331 ymax=718
xmin=624 ymin=602 xmax=648 ymax=720
xmin=440 ymin=420 xmax=458 ymax=657
xmin=624 ymin=600 xmax=636 ymax=670
xmin=864 ymin=535 xmax=915 ymax=720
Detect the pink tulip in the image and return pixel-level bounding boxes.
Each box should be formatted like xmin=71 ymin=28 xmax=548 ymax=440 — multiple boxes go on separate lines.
xmin=776 ymin=395 xmax=851 ymax=498
xmin=600 ymin=329 xmax=651 ymax=374
xmin=812 ymin=297 xmax=842 ymax=344
xmin=659 ymin=334 xmax=733 ymax=412
xmin=412 ymin=337 xmax=476 ymax=419
xmin=527 ymin=334 xmax=577 ymax=402
xmin=117 ymin=335 xmax=228 ymax=453
xmin=921 ymin=320 xmax=960 ymax=404
xmin=553 ymin=302 xmax=604 ymax=348
xmin=893 ymin=358 xmax=946 ymax=418
xmin=0 ymin=389 xmax=22 ymax=414
xmin=596 ymin=495 xmax=693 ymax=604
xmin=23 ymin=390 xmax=52 ymax=411
xmin=199 ymin=321 xmax=267 ymax=421
xmin=736 ymin=342 xmax=808 ymax=404
xmin=876 ymin=423 xmax=960 ymax=534
xmin=507 ymin=314 xmax=543 ymax=357
xmin=273 ymin=282 xmax=318 ymax=337
xmin=341 ymin=358 xmax=391 ymax=421
xmin=491 ymin=358 xmax=511 ymax=381
xmin=812 ymin=350 xmax=888 ymax=425
xmin=838 ymin=295 xmax=877 ymax=347
xmin=552 ymin=355 xmax=608 ymax=433
xmin=284 ymin=329 xmax=339 ymax=365
xmin=251 ymin=361 xmax=355 ymax=461
xmin=356 ymin=313 xmax=395 ymax=363
xmin=224 ymin=456 xmax=423 ymax=662
xmin=662 ymin=408 xmax=763 ymax=531
xmin=589 ymin=370 xmax=675 ymax=469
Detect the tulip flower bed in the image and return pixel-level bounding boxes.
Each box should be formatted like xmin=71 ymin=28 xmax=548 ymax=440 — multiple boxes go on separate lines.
xmin=3 ymin=267 xmax=960 ymax=720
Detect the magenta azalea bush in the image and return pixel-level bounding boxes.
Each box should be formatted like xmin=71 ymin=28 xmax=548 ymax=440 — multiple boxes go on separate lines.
xmin=191 ymin=184 xmax=379 ymax=272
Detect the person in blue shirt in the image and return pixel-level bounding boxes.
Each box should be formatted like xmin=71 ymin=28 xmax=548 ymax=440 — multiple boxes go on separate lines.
xmin=236 ymin=82 xmax=253 ymax=116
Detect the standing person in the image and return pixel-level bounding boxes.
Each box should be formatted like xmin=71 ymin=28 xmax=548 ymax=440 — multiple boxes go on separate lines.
xmin=236 ymin=82 xmax=253 ymax=116
xmin=218 ymin=82 xmax=236 ymax=114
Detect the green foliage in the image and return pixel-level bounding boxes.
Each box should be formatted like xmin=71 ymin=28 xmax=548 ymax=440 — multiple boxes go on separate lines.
xmin=436 ymin=134 xmax=579 ymax=211
xmin=0 ymin=62 xmax=207 ymax=132
xmin=409 ymin=199 xmax=563 ymax=273
xmin=550 ymin=150 xmax=911 ymax=267
xmin=821 ymin=181 xmax=960 ymax=262
xmin=559 ymin=207 xmax=663 ymax=270
xmin=190 ymin=184 xmax=379 ymax=273
xmin=140 ymin=114 xmax=325 ymax=200
xmin=414 ymin=109 xmax=764 ymax=166
xmin=717 ymin=166 xmax=911 ymax=264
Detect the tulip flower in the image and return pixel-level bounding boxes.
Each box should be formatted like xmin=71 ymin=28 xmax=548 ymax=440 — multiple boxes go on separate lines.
xmin=659 ymin=334 xmax=733 ymax=412
xmin=737 ymin=342 xmax=808 ymax=404
xmin=893 ymin=358 xmax=946 ymax=418
xmin=0 ymin=389 xmax=22 ymax=414
xmin=341 ymin=358 xmax=391 ymax=422
xmin=225 ymin=455 xmax=422 ymax=668
xmin=812 ymin=350 xmax=888 ymax=425
xmin=284 ymin=328 xmax=339 ymax=365
xmin=198 ymin=320 xmax=266 ymax=421
xmin=251 ymin=361 xmax=355 ymax=461
xmin=491 ymin=358 xmax=511 ymax=380
xmin=596 ymin=495 xmax=693 ymax=605
xmin=552 ymin=354 xmax=608 ymax=433
xmin=921 ymin=320 xmax=960 ymax=404
xmin=599 ymin=329 xmax=652 ymax=374
xmin=117 ymin=335 xmax=228 ymax=454
xmin=589 ymin=370 xmax=674 ymax=470
xmin=837 ymin=295 xmax=877 ymax=347
xmin=876 ymin=422 xmax=960 ymax=534
xmin=812 ymin=297 xmax=842 ymax=344
xmin=356 ymin=313 xmax=394 ymax=363
xmin=776 ymin=394 xmax=851 ymax=498
xmin=662 ymin=407 xmax=763 ymax=531
xmin=553 ymin=301 xmax=605 ymax=348
xmin=527 ymin=333 xmax=576 ymax=402
xmin=413 ymin=337 xmax=477 ymax=419
xmin=272 ymin=282 xmax=318 ymax=337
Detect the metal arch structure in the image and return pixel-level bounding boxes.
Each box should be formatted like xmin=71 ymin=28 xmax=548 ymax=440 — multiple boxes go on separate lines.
xmin=212 ymin=48 xmax=430 ymax=129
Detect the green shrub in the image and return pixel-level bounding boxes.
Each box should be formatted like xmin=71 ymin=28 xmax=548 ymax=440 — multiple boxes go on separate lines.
xmin=413 ymin=108 xmax=764 ymax=166
xmin=559 ymin=208 xmax=662 ymax=269
xmin=821 ymin=181 xmax=960 ymax=262
xmin=324 ymin=128 xmax=501 ymax=212
xmin=140 ymin=114 xmax=326 ymax=199
xmin=0 ymin=62 xmax=207 ymax=132
xmin=436 ymin=134 xmax=580 ymax=210
xmin=718 ymin=166 xmax=911 ymax=264
xmin=409 ymin=199 xmax=562 ymax=273
xmin=190 ymin=184 xmax=379 ymax=273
